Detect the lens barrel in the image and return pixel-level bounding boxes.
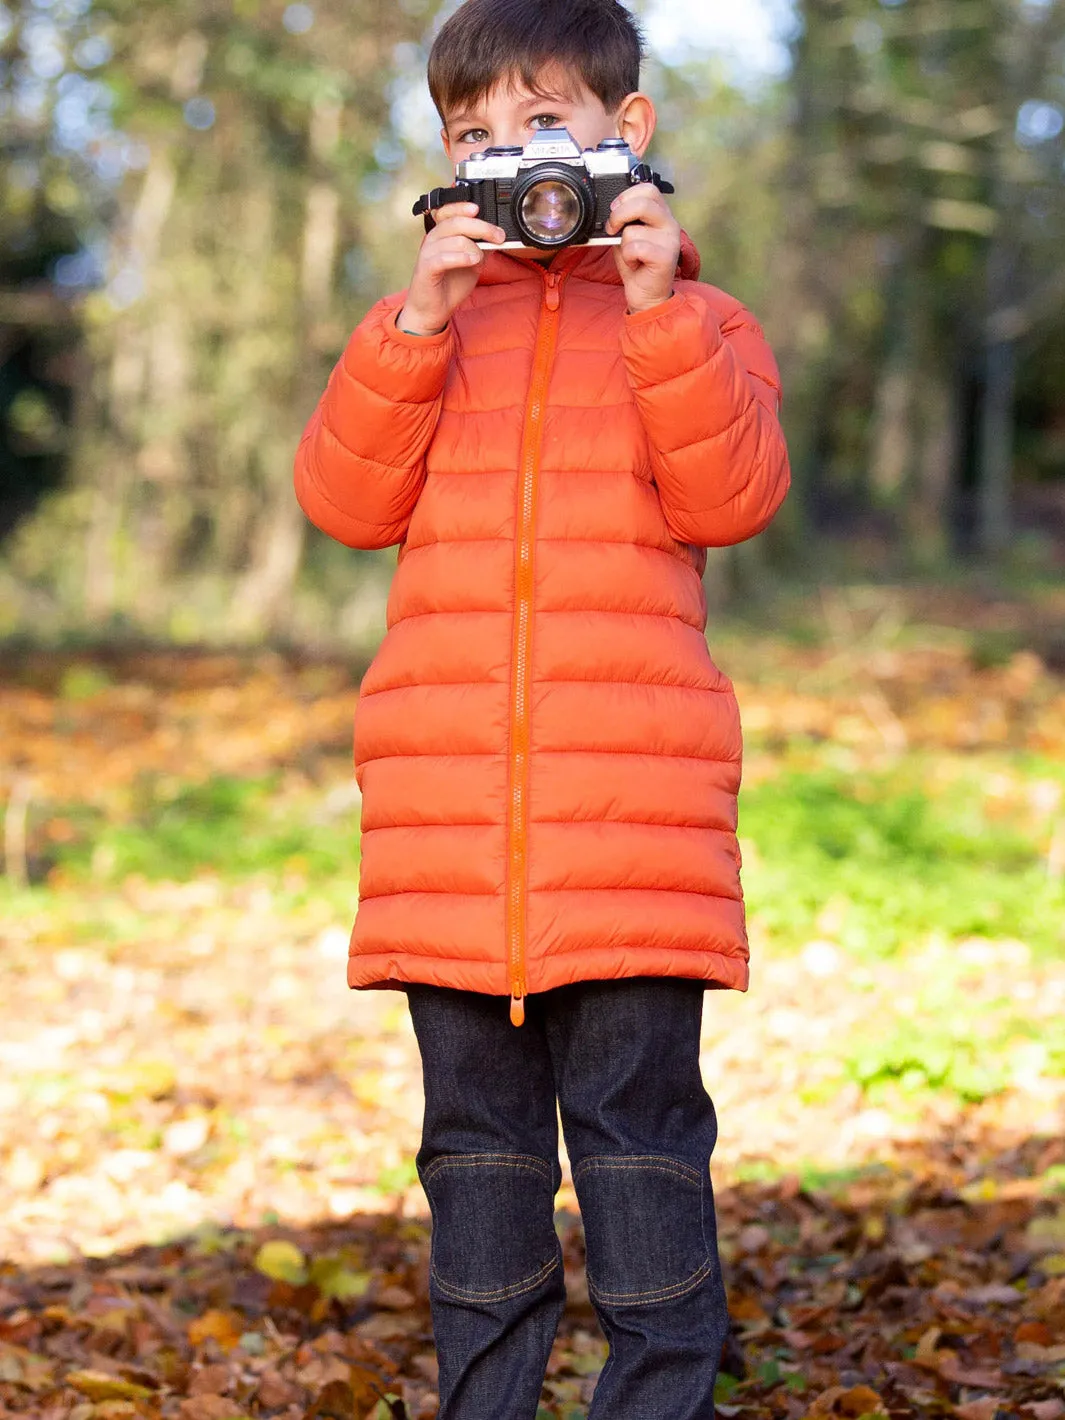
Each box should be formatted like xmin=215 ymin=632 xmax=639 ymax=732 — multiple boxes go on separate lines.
xmin=512 ymin=165 xmax=593 ymax=250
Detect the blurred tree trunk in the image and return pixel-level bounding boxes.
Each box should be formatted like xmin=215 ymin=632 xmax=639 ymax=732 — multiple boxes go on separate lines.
xmin=973 ymin=0 xmax=1059 ymax=558
xmin=784 ymin=0 xmax=1065 ymax=565
xmin=231 ymin=96 xmax=344 ymax=631
xmin=86 ymin=146 xmax=178 ymax=620
xmin=49 ymin=0 xmax=440 ymax=639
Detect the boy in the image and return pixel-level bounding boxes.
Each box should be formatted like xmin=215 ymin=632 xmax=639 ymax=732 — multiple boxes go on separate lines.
xmin=294 ymin=1 xmax=790 ymax=1415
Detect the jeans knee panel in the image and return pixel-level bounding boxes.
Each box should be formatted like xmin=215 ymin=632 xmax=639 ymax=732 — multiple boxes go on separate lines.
xmin=420 ymin=1151 xmax=562 ymax=1304
xmin=572 ymin=1153 xmax=714 ymax=1307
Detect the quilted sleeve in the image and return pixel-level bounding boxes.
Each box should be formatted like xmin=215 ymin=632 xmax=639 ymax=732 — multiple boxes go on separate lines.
xmin=293 ymin=294 xmax=455 ymax=550
xmin=619 ymin=288 xmax=790 ymax=548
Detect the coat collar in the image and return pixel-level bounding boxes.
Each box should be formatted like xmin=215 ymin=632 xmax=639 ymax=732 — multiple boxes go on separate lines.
xmin=478 ymin=229 xmax=702 ymax=288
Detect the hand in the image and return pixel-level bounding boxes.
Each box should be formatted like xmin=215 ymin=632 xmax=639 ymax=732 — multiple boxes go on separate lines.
xmin=397 ymin=204 xmax=507 ymax=335
xmin=605 ymin=184 xmax=682 ymax=316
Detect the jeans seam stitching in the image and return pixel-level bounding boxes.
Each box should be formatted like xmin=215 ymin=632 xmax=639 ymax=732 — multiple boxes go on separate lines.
xmin=422 ymin=1153 xmax=552 ymax=1186
xmin=573 ymin=1155 xmax=702 ymax=1187
xmin=587 ymin=1254 xmax=714 ymax=1305
xmin=429 ymin=1250 xmax=561 ymax=1303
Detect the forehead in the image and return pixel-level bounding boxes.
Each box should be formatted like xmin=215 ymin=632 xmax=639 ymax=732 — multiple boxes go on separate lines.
xmin=444 ymin=65 xmax=597 ymax=122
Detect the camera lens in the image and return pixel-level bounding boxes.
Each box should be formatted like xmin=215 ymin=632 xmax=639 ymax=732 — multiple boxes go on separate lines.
xmin=518 ymin=179 xmax=583 ymax=245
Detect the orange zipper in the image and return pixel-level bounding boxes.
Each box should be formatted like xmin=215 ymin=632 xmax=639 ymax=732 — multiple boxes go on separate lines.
xmin=508 ymin=267 xmax=566 ymax=1027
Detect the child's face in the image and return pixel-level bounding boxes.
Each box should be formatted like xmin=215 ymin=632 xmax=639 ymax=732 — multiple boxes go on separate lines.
xmin=440 ymin=66 xmax=653 ymax=167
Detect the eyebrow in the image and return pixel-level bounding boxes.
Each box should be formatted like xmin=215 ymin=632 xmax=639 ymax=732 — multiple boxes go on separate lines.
xmin=518 ymin=91 xmax=572 ymax=106
xmin=447 ymin=93 xmax=574 ymax=127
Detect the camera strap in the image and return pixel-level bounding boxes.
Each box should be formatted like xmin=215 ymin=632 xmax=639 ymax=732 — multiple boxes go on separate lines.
xmin=412 ymin=184 xmax=475 ymax=232
xmin=632 ymin=164 xmax=675 ymax=195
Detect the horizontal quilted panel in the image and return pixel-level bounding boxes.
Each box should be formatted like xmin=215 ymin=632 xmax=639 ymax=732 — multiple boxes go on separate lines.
xmin=354 ymin=682 xmax=510 ymax=761
xmin=528 ymin=752 xmax=739 ymax=830
xmin=358 ymin=753 xmax=509 ymax=831
xmin=359 ymin=823 xmax=507 ymax=899
xmin=525 ymin=821 xmax=741 ymax=897
xmin=386 ymin=540 xmax=515 ymax=619
xmin=534 ymin=541 xmax=705 ymax=623
xmin=361 ymin=612 xmax=512 ymax=694
xmin=529 ymin=679 xmax=741 ymax=760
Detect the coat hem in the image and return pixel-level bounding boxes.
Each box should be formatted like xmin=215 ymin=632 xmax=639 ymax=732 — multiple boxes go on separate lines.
xmin=346 ymin=948 xmax=749 ymax=997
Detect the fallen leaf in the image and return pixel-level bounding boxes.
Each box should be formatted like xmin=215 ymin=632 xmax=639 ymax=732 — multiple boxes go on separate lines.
xmin=955 ymin=1400 xmax=1000 ymax=1420
xmin=304 ymin=1379 xmax=357 ymax=1420
xmin=255 ymin=1239 xmax=308 ymax=1285
xmin=936 ymin=1354 xmax=1007 ymax=1390
xmin=1022 ymin=1402 xmax=1065 ymax=1420
xmin=188 ymin=1363 xmax=232 ymax=1395
xmin=351 ymin=1366 xmax=392 ymax=1414
xmin=737 ymin=1225 xmax=771 ymax=1253
xmin=308 ymin=1257 xmax=372 ymax=1301
xmin=179 ymin=1396 xmax=249 ymax=1420
xmin=808 ymin=1387 xmax=847 ymax=1415
xmin=65 ymin=1370 xmax=154 ymax=1403
xmin=257 ymin=1369 xmax=300 ymax=1408
xmin=781 ymin=1329 xmax=816 ymax=1350
xmin=1016 ymin=1322 xmax=1054 ymax=1346
xmin=807 ymin=1385 xmax=890 ymax=1419
xmin=410 ymin=1353 xmax=438 ymax=1385
xmin=729 ymin=1293 xmax=771 ymax=1326
xmin=187 ymin=1310 xmax=244 ymax=1352
xmin=962 ymin=1284 xmax=1022 ymax=1306
xmin=1027 ymin=1214 xmax=1065 ymax=1252
xmin=837 ymin=1386 xmax=889 ymax=1418
xmin=1015 ymin=1342 xmax=1065 ymax=1364
xmin=0 ymin=1342 xmax=55 ymax=1391
xmin=915 ymin=1327 xmax=943 ymax=1367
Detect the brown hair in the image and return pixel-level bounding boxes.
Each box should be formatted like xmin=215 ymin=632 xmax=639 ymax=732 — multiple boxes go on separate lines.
xmin=428 ymin=0 xmax=645 ymax=123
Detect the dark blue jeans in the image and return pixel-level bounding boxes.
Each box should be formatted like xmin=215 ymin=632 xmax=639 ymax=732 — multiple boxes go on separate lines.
xmin=403 ymin=976 xmax=730 ymax=1420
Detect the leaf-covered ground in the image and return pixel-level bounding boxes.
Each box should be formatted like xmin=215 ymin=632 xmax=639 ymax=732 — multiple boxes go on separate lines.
xmin=1 ymin=586 xmax=1063 ymax=1419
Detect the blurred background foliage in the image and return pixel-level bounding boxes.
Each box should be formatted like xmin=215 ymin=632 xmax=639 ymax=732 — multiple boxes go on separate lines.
xmin=0 ymin=0 xmax=1063 ymax=649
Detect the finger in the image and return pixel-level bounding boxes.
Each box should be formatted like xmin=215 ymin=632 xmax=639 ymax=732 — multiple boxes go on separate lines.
xmin=618 ymin=233 xmax=674 ymax=268
xmin=605 ymin=186 xmax=675 ymax=236
xmin=606 ymin=194 xmax=672 ymax=237
xmin=428 ymin=201 xmax=480 ymax=222
xmin=424 ymin=235 xmax=488 ymax=271
xmin=429 ymin=211 xmax=507 ymax=244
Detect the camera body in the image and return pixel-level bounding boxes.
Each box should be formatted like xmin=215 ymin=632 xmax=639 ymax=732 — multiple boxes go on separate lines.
xmin=413 ymin=128 xmax=675 ymax=253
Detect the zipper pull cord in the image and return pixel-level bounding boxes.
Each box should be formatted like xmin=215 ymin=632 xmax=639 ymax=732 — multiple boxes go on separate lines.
xmin=544 ymin=273 xmax=561 ymax=312
xmin=510 ymin=991 xmax=526 ymax=1027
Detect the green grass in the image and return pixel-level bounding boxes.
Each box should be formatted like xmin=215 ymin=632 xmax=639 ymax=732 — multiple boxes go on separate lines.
xmin=49 ymin=773 xmax=360 ymax=884
xmin=6 ymin=755 xmax=1061 ymax=1113
xmin=11 ymin=747 xmax=1063 ymax=978
xmin=740 ymin=765 xmax=1065 ymax=960
xmin=17 ymin=759 xmax=1065 ymax=970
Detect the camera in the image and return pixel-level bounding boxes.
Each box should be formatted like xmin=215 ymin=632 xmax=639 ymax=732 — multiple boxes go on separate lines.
xmin=413 ymin=128 xmax=675 ymax=253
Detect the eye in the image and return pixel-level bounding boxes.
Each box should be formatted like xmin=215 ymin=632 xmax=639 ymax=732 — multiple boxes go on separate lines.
xmin=530 ymin=114 xmax=562 ymax=130
xmin=457 ymin=127 xmax=489 ymax=144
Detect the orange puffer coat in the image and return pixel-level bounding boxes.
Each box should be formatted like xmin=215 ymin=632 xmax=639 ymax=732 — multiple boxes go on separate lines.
xmin=294 ymin=233 xmax=790 ymax=1026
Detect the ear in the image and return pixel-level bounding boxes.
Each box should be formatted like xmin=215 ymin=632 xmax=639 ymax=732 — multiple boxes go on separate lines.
xmin=441 ymin=127 xmax=454 ymax=162
xmin=615 ymin=92 xmax=657 ymax=158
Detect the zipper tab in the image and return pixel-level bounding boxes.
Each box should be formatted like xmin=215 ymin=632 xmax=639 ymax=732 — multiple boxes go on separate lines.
xmin=544 ymin=274 xmax=561 ymax=312
xmin=510 ymin=991 xmax=526 ymax=1027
